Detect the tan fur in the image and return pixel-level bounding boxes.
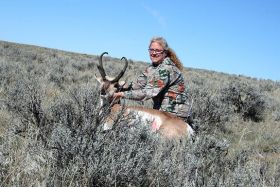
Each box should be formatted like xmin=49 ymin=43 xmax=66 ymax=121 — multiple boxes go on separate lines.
xmin=104 ymin=104 xmax=193 ymax=139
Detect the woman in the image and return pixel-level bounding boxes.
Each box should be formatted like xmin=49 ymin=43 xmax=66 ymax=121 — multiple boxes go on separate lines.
xmin=114 ymin=36 xmax=192 ymax=120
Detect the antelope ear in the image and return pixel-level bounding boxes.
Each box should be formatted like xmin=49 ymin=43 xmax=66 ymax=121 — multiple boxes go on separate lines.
xmin=119 ymin=81 xmax=125 ymax=87
xmin=94 ymin=74 xmax=103 ymax=83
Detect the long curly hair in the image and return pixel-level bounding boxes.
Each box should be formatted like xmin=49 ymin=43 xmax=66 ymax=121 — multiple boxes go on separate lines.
xmin=149 ymin=36 xmax=183 ymax=70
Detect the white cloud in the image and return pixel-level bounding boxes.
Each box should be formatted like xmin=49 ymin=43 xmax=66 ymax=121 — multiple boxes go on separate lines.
xmin=143 ymin=5 xmax=167 ymax=28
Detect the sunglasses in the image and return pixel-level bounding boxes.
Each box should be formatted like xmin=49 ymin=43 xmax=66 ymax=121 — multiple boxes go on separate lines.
xmin=148 ymin=48 xmax=165 ymax=54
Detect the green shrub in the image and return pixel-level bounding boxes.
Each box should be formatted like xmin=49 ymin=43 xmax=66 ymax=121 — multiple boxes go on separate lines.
xmin=221 ymin=81 xmax=266 ymax=122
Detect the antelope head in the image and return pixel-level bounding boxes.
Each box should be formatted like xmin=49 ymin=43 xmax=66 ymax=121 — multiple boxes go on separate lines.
xmin=96 ymin=52 xmax=128 ymax=107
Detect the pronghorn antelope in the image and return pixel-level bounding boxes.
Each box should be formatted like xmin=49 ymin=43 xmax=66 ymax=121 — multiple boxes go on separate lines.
xmin=96 ymin=52 xmax=194 ymax=139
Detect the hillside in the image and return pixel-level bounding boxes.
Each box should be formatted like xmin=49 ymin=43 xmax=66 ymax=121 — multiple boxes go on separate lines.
xmin=0 ymin=40 xmax=280 ymax=186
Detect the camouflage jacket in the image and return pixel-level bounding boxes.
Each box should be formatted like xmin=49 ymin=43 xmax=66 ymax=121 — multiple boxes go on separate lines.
xmin=123 ymin=57 xmax=192 ymax=118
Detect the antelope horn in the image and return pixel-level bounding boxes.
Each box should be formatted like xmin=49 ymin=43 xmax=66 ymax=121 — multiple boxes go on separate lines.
xmin=97 ymin=52 xmax=108 ymax=80
xmin=111 ymin=56 xmax=128 ymax=83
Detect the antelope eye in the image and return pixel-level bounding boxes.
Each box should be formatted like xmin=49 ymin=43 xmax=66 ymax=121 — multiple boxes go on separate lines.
xmin=100 ymin=89 xmax=106 ymax=95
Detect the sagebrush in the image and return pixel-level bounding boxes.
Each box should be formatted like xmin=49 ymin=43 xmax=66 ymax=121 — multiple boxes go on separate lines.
xmin=0 ymin=41 xmax=280 ymax=186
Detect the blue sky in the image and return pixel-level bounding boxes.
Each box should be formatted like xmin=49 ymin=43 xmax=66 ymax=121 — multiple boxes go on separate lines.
xmin=1 ymin=0 xmax=279 ymax=81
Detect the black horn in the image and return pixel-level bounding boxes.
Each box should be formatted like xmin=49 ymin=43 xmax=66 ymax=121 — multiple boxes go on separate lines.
xmin=111 ymin=56 xmax=128 ymax=83
xmin=97 ymin=52 xmax=108 ymax=80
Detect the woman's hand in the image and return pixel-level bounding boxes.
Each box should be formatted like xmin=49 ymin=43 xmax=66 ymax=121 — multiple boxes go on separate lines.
xmin=113 ymin=92 xmax=124 ymax=99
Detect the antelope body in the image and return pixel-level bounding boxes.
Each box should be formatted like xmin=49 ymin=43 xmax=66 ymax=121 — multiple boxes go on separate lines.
xmin=96 ymin=52 xmax=194 ymax=139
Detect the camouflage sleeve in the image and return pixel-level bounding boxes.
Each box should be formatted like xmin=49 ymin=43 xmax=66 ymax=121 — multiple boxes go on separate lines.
xmin=131 ymin=71 xmax=147 ymax=90
xmin=119 ymin=69 xmax=147 ymax=92
xmin=123 ymin=67 xmax=170 ymax=101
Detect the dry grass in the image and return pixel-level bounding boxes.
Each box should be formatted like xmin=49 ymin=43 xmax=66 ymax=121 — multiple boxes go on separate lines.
xmin=0 ymin=40 xmax=280 ymax=186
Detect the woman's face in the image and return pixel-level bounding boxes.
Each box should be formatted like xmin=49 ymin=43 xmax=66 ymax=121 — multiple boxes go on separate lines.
xmin=149 ymin=42 xmax=166 ymax=65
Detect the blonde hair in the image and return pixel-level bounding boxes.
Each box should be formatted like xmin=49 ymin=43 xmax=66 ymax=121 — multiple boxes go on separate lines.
xmin=149 ymin=36 xmax=183 ymax=70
